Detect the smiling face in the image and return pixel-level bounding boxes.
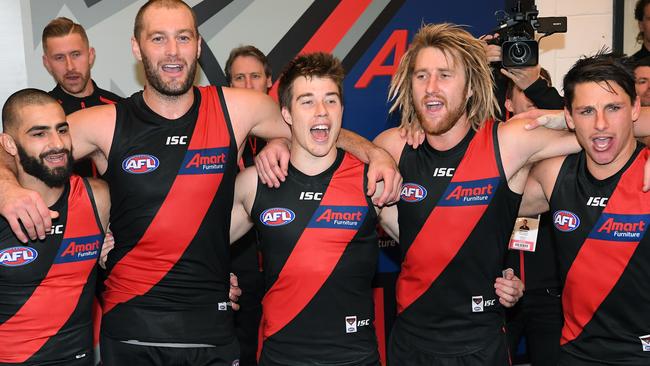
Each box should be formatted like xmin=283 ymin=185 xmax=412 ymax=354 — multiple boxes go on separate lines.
xmin=411 ymin=47 xmax=469 ymax=136
xmin=566 ymin=81 xmax=639 ymax=177
xmin=281 ymin=76 xmax=342 ymax=161
xmin=132 ymin=4 xmax=200 ymax=97
xmin=10 ymin=102 xmax=73 ymax=187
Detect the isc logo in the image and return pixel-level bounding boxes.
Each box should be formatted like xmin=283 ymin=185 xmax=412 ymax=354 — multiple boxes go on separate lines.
xmin=400 ymin=183 xmax=427 ymax=202
xmin=165 ymin=136 xmax=187 ymax=145
xmin=299 ymin=191 xmax=323 ymax=201
xmin=433 ymin=167 xmax=455 ymax=177
xmin=260 ymin=208 xmax=295 ymax=226
xmin=50 ymin=225 xmax=64 ymax=235
xmin=122 ymin=154 xmax=159 ymax=174
xmin=0 ymin=246 xmax=38 ymax=267
xmin=553 ymin=210 xmax=580 ymax=232
xmin=587 ymin=196 xmax=608 ymax=207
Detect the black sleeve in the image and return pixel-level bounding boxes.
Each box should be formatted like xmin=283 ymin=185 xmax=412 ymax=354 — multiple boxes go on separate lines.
xmin=522 ymin=78 xmax=564 ymax=110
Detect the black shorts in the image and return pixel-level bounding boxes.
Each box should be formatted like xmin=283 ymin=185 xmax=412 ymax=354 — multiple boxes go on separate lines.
xmin=388 ymin=325 xmax=510 ymax=366
xmin=100 ymin=334 xmax=239 ymax=366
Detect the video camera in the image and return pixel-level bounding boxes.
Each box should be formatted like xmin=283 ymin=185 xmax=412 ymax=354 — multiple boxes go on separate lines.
xmin=490 ymin=0 xmax=567 ymax=67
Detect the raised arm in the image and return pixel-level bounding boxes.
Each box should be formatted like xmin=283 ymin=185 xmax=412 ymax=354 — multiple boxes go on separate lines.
xmin=519 ymin=156 xmax=564 ymax=217
xmin=67 ymin=104 xmax=116 ymax=174
xmin=230 ymin=167 xmax=257 ymax=243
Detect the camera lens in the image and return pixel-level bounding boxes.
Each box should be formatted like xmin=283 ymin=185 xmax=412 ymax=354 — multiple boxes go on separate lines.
xmin=508 ymin=41 xmax=532 ymax=65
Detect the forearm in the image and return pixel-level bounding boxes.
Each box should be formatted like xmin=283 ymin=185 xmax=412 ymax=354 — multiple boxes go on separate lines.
xmin=0 ymin=149 xmax=19 ymax=186
xmin=337 ymin=129 xmax=381 ymax=163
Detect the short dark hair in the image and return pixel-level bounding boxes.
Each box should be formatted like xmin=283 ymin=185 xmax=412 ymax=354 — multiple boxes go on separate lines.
xmin=225 ymin=45 xmax=271 ymax=83
xmin=42 ymin=17 xmax=89 ymax=53
xmin=563 ymin=53 xmax=636 ymax=112
xmin=634 ymin=55 xmax=650 ymax=69
xmin=635 ymin=0 xmax=650 ymax=42
xmin=278 ymin=52 xmax=345 ymax=111
xmin=134 ymin=0 xmax=197 ymax=41
xmin=2 ymin=89 xmax=58 ymax=132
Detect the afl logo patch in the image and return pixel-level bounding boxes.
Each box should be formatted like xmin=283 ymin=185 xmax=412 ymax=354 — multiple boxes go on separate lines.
xmin=260 ymin=208 xmax=295 ymax=226
xmin=553 ymin=210 xmax=580 ymax=232
xmin=400 ymin=183 xmax=427 ymax=202
xmin=122 ymin=154 xmax=159 ymax=174
xmin=0 ymin=246 xmax=38 ymax=267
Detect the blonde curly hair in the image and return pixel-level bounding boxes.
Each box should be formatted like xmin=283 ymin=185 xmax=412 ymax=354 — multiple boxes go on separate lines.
xmin=388 ymin=23 xmax=498 ymax=131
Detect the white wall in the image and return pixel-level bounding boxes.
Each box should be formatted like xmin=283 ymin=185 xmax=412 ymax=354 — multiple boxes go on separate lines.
xmin=536 ymin=0 xmax=613 ymax=93
xmin=0 ymin=0 xmax=28 ymax=115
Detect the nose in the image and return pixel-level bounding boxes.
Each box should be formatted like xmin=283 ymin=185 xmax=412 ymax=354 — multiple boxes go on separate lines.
xmin=48 ymin=132 xmax=65 ymax=150
xmin=165 ymin=38 xmax=179 ymax=56
xmin=315 ymin=100 xmax=328 ymax=117
xmin=245 ymin=76 xmax=253 ymax=90
xmin=65 ymin=55 xmax=75 ymax=71
xmin=426 ymin=75 xmax=438 ymax=95
xmin=594 ymin=110 xmax=609 ymax=131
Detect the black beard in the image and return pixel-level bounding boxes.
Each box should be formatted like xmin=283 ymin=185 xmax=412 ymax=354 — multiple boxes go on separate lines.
xmin=16 ymin=144 xmax=73 ymax=188
xmin=141 ymin=53 xmax=196 ymax=97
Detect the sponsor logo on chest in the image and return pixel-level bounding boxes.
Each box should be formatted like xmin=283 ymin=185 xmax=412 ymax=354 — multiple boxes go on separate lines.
xmin=122 ymin=154 xmax=160 ymax=174
xmin=553 ymin=210 xmax=580 ymax=232
xmin=179 ymin=147 xmax=229 ymax=175
xmin=308 ymin=206 xmax=368 ymax=229
xmin=0 ymin=246 xmax=38 ymax=267
xmin=439 ymin=177 xmax=499 ymax=206
xmin=400 ymin=183 xmax=427 ymax=202
xmin=53 ymin=235 xmax=103 ymax=264
xmin=591 ymin=214 xmax=650 ymax=241
xmin=260 ymin=208 xmax=295 ymax=226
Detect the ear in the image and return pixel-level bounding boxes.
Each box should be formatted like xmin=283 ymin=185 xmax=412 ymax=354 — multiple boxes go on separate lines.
xmin=88 ymin=46 xmax=96 ymax=68
xmin=281 ymin=107 xmax=292 ymax=126
xmin=564 ymin=107 xmax=575 ymax=130
xmin=505 ymin=98 xmax=514 ymax=113
xmin=266 ymin=76 xmax=272 ymax=91
xmin=0 ymin=133 xmax=18 ymax=157
xmin=196 ymin=35 xmax=202 ymax=59
xmin=632 ymin=95 xmax=641 ymax=122
xmin=131 ymin=36 xmax=142 ymax=61
xmin=42 ymin=54 xmax=53 ymax=75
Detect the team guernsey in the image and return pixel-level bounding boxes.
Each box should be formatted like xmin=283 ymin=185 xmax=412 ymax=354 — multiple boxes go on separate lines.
xmin=549 ymin=145 xmax=650 ymax=365
xmin=252 ymin=150 xmax=380 ymax=365
xmin=101 ymin=86 xmax=238 ymax=345
xmin=394 ymin=120 xmax=521 ymax=355
xmin=0 ymin=176 xmax=104 ymax=365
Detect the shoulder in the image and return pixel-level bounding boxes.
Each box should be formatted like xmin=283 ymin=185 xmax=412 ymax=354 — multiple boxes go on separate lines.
xmin=68 ymin=103 xmax=116 ymax=124
xmin=373 ymin=127 xmax=406 ymax=161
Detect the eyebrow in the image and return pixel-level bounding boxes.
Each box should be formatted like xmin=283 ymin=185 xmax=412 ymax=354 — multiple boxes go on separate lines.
xmin=26 ymin=121 xmax=68 ymax=133
xmin=295 ymin=92 xmax=340 ymax=99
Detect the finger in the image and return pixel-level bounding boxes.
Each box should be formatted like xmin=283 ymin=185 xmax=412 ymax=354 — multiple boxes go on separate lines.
xmin=398 ymin=126 xmax=407 ymax=138
xmin=377 ymin=171 xmax=395 ymax=207
xmin=8 ymin=217 xmax=28 ymax=243
xmin=258 ymin=155 xmax=279 ymax=188
xmin=34 ymin=198 xmax=53 ymax=238
xmin=644 ymin=153 xmax=650 ymax=192
xmin=254 ymin=156 xmax=268 ymax=185
xmin=17 ymin=210 xmax=38 ymax=241
xmin=279 ymin=149 xmax=290 ymax=177
xmin=230 ymin=273 xmax=239 ymax=288
xmin=388 ymin=174 xmax=403 ymax=205
xmin=230 ymin=302 xmax=240 ymax=311
xmin=270 ymin=161 xmax=286 ymax=184
xmin=366 ymin=171 xmax=377 ymax=198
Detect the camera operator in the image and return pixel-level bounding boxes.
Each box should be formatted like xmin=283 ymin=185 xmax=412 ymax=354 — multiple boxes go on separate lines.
xmin=632 ymin=0 xmax=650 ymax=61
xmin=481 ymin=33 xmax=563 ymax=120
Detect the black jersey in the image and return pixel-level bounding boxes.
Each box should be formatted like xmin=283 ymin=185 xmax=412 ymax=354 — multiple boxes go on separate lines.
xmin=101 ymin=86 xmax=238 ymax=345
xmin=0 ymin=176 xmax=104 ymax=364
xmin=49 ymin=80 xmax=122 ymax=178
xmin=394 ymin=120 xmax=521 ymax=354
xmin=550 ymin=145 xmax=650 ymax=364
xmin=251 ymin=150 xmax=379 ymax=365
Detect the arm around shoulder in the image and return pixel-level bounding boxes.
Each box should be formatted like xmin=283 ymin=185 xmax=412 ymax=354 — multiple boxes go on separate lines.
xmin=67 ymin=104 xmax=115 ymax=166
xmin=519 ymin=156 xmax=564 ymax=217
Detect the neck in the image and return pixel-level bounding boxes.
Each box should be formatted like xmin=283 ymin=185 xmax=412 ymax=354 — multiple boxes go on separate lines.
xmin=586 ymin=138 xmax=637 ymax=180
xmin=289 ymin=143 xmax=337 ymax=177
xmin=64 ymin=80 xmax=94 ymax=98
xmin=17 ymin=171 xmax=64 ymax=208
xmin=142 ymin=85 xmax=195 ymax=120
xmin=424 ymin=114 xmax=472 ymax=151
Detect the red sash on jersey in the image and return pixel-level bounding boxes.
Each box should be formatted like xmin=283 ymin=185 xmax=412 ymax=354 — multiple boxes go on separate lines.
xmin=102 ymin=86 xmax=231 ymax=313
xmin=561 ymin=148 xmax=650 ymax=345
xmin=260 ymin=153 xmax=368 ymax=340
xmin=396 ymin=120 xmax=501 ymax=313
xmin=0 ymin=176 xmax=102 ymax=363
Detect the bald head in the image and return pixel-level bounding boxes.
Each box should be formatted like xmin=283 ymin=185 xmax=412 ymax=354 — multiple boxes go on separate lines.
xmin=133 ymin=0 xmax=197 ymax=42
xmin=2 ymin=88 xmax=60 ymax=134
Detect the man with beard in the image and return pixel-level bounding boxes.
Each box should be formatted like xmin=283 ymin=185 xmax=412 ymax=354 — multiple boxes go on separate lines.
xmin=0 ymin=88 xmax=109 ymax=365
xmin=42 ymin=17 xmax=122 ymax=177
xmin=370 ymin=23 xmax=584 ymax=365
xmin=519 ymin=53 xmax=650 ymax=366
xmin=0 ymin=1 xmax=400 ymax=365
